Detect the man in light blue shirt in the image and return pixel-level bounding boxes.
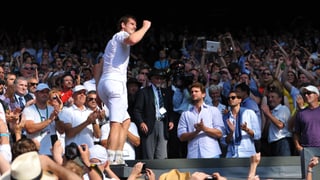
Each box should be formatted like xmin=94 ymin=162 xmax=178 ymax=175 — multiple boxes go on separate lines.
xmin=177 ymin=82 xmax=224 ymax=159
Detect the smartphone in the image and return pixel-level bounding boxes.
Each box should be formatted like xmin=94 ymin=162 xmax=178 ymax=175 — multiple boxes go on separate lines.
xmin=50 ymin=134 xmax=58 ymax=146
xmin=205 ymin=176 xmax=217 ymax=180
xmin=141 ymin=163 xmax=146 ymax=174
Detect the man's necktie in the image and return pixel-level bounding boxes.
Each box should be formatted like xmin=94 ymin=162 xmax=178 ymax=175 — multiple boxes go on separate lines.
xmin=157 ymin=87 xmax=164 ymax=108
xmin=19 ymin=97 xmax=24 ymax=109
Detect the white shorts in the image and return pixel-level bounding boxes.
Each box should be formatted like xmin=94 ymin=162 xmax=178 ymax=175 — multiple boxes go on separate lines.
xmin=98 ymin=79 xmax=130 ymax=123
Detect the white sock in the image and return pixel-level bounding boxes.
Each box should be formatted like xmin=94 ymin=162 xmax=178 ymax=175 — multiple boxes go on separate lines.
xmin=107 ymin=149 xmax=116 ymax=162
xmin=115 ymin=150 xmax=124 ymax=163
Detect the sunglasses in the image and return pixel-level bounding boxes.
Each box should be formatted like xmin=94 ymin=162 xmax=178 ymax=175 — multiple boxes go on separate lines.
xmin=228 ymin=96 xmax=240 ymax=100
xmin=76 ymin=90 xmax=87 ymax=95
xmin=303 ymin=91 xmax=315 ymax=96
xmin=29 ymin=83 xmax=38 ymax=86
xmin=87 ymin=97 xmax=96 ymax=102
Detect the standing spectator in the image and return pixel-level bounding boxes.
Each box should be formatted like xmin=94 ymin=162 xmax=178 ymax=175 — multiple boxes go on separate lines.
xmin=95 ymin=15 xmax=151 ymax=164
xmin=47 ymin=89 xmax=63 ymax=111
xmin=23 ymin=83 xmax=64 ymax=156
xmin=154 ymin=50 xmax=170 ymax=71
xmin=221 ymin=63 xmax=241 ymax=102
xmin=84 ymin=90 xmax=103 ymax=145
xmin=177 ymin=82 xmax=224 ymax=158
xmin=27 ymin=77 xmax=39 ymax=99
xmin=204 ymin=72 xmax=222 ymax=106
xmin=3 ymin=62 xmax=11 ymax=75
xmin=167 ymin=61 xmax=191 ymax=158
xmin=19 ymin=63 xmax=35 ymax=79
xmin=222 ymin=91 xmax=261 ymax=158
xmin=126 ymin=77 xmax=143 ymax=159
xmin=60 ymin=73 xmax=74 ymax=106
xmin=59 ymin=85 xmax=101 ymax=148
xmin=208 ymin=84 xmax=227 ymax=113
xmin=294 ymin=85 xmax=320 ymax=153
xmin=235 ymin=82 xmax=262 ymax=152
xmin=136 ymin=73 xmax=148 ymax=89
xmin=136 ymin=64 xmax=150 ymax=88
xmin=9 ymin=77 xmax=33 ymax=111
xmin=134 ymin=69 xmax=174 ymax=159
xmin=45 ymin=57 xmax=65 ymax=87
xmin=261 ymin=89 xmax=292 ymax=156
xmin=126 ymin=77 xmax=141 ymax=122
xmin=5 ymin=73 xmax=16 ymax=87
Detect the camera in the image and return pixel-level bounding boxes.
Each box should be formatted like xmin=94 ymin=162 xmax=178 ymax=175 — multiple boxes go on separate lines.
xmin=172 ymin=72 xmax=194 ymax=89
xmin=170 ymin=61 xmax=194 ymax=89
xmin=65 ymin=142 xmax=80 ymax=160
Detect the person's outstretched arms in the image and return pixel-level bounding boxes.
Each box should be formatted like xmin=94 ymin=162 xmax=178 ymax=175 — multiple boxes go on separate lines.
xmin=248 ymin=152 xmax=261 ymax=180
xmin=127 ymin=162 xmax=144 ymax=180
xmin=306 ymin=156 xmax=319 ymax=180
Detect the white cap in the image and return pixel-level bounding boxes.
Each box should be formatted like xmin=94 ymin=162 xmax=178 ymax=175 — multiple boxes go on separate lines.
xmin=301 ymin=85 xmax=319 ymax=96
xmin=72 ymin=85 xmax=87 ymax=93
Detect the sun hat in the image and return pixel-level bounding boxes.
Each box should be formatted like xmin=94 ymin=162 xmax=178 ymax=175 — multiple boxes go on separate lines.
xmin=0 ymin=151 xmax=57 ymax=180
xmin=158 ymin=169 xmax=191 ymax=180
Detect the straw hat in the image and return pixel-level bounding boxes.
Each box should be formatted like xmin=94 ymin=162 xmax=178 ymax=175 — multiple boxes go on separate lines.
xmin=0 ymin=151 xmax=57 ymax=180
xmin=158 ymin=169 xmax=191 ymax=180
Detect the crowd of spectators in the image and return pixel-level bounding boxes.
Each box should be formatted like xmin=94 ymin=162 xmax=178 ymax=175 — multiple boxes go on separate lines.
xmin=0 ymin=14 xmax=320 ymax=179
